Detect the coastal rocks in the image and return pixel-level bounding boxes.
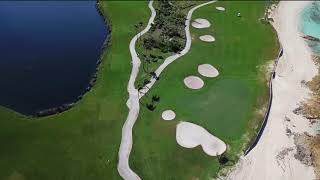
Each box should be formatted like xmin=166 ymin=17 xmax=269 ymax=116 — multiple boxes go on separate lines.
xmin=302 ymin=35 xmax=320 ymax=42
xmin=35 ymin=103 xmax=74 ymax=117
xmin=294 ymin=134 xmax=314 ymax=166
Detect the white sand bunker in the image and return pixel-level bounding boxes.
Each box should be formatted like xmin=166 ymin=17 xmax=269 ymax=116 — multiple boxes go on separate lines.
xmin=183 ymin=76 xmax=204 ymax=89
xmin=176 ymin=121 xmax=227 ymax=156
xmin=216 ymin=6 xmax=225 ymax=11
xmin=198 ymin=64 xmax=219 ymax=77
xmin=161 ymin=110 xmax=176 ymax=121
xmin=199 ymin=35 xmax=215 ymax=42
xmin=192 ymin=18 xmax=211 ymax=29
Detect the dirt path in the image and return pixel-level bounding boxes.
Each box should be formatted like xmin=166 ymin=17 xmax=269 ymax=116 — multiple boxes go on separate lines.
xmin=117 ymin=1 xmax=217 ymax=179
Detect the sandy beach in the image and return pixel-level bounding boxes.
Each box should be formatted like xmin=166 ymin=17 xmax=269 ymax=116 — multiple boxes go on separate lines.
xmin=227 ymin=1 xmax=318 ymax=180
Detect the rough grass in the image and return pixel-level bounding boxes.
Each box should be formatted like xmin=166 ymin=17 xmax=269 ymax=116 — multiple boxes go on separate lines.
xmin=0 ymin=1 xmax=150 ymax=180
xmin=130 ymin=1 xmax=279 ymax=179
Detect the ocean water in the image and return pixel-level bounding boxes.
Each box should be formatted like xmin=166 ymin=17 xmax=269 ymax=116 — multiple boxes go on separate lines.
xmin=0 ymin=1 xmax=108 ymax=115
xmin=300 ymin=1 xmax=320 ymax=55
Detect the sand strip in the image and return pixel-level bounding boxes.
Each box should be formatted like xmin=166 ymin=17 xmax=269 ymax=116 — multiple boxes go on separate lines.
xmin=227 ymin=2 xmax=317 ymax=179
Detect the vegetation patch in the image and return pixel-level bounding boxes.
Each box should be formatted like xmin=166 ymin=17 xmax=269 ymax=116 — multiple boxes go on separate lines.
xmin=135 ymin=0 xmax=199 ymax=90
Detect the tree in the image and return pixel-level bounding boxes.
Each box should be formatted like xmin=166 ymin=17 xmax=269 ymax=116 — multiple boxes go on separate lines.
xmin=218 ymin=155 xmax=229 ymax=165
xmin=143 ymin=79 xmax=151 ymax=86
xmin=146 ymin=103 xmax=156 ymax=111
xmin=152 ymin=95 xmax=160 ymax=102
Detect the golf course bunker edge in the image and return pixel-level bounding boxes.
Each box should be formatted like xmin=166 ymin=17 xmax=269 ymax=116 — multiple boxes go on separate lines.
xmin=176 ymin=121 xmax=227 ymax=156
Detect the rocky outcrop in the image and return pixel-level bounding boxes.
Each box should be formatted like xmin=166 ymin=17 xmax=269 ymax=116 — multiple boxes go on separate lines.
xmin=302 ymin=35 xmax=320 ymax=42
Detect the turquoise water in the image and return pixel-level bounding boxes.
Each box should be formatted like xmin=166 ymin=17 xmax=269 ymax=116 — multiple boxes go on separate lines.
xmin=300 ymin=1 xmax=320 ymax=54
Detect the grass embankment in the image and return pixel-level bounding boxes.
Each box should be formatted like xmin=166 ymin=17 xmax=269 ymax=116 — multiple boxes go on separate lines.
xmin=130 ymin=1 xmax=279 ymax=179
xmin=0 ymin=1 xmax=150 ymax=180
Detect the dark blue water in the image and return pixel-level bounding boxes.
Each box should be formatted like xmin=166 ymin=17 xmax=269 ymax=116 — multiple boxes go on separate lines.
xmin=0 ymin=1 xmax=108 ymax=115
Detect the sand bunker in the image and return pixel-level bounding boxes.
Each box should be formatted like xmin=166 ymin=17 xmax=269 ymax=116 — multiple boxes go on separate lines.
xmin=199 ymin=35 xmax=215 ymax=42
xmin=176 ymin=121 xmax=227 ymax=156
xmin=216 ymin=7 xmax=225 ymax=11
xmin=161 ymin=110 xmax=176 ymax=121
xmin=183 ymin=76 xmax=204 ymax=89
xmin=192 ymin=18 xmax=211 ymax=29
xmin=198 ymin=64 xmax=219 ymax=77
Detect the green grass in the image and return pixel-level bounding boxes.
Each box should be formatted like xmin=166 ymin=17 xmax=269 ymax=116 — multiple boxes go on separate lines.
xmin=0 ymin=1 xmax=150 ymax=180
xmin=130 ymin=1 xmax=279 ymax=179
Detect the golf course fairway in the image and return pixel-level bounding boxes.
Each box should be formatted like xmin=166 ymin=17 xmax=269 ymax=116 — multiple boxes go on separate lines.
xmin=0 ymin=1 xmax=279 ymax=180
xmin=130 ymin=1 xmax=279 ymax=179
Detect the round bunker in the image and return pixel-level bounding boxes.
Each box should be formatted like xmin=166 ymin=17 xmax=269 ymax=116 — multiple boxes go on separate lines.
xmin=199 ymin=35 xmax=215 ymax=42
xmin=176 ymin=121 xmax=227 ymax=156
xmin=192 ymin=18 xmax=211 ymax=29
xmin=198 ymin=64 xmax=219 ymax=78
xmin=216 ymin=6 xmax=226 ymax=11
xmin=161 ymin=110 xmax=176 ymax=121
xmin=183 ymin=76 xmax=204 ymax=89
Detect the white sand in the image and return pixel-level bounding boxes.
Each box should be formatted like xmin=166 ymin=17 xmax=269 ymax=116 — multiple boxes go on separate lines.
xmin=198 ymin=64 xmax=219 ymax=77
xmin=183 ymin=76 xmax=204 ymax=89
xmin=199 ymin=35 xmax=215 ymax=42
xmin=161 ymin=110 xmax=176 ymax=121
xmin=216 ymin=7 xmax=225 ymax=11
xmin=227 ymin=2 xmax=317 ymax=180
xmin=118 ymin=1 xmax=218 ymax=179
xmin=176 ymin=121 xmax=227 ymax=156
xmin=192 ymin=18 xmax=211 ymax=29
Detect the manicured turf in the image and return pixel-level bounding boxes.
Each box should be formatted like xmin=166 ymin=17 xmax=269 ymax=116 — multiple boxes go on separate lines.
xmin=130 ymin=1 xmax=279 ymax=179
xmin=0 ymin=1 xmax=150 ymax=180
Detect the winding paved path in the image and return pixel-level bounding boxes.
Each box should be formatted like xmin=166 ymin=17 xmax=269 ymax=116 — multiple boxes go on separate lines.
xmin=117 ymin=1 xmax=216 ymax=179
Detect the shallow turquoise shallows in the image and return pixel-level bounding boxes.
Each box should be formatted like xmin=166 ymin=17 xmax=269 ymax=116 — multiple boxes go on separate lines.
xmin=300 ymin=1 xmax=320 ymax=54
